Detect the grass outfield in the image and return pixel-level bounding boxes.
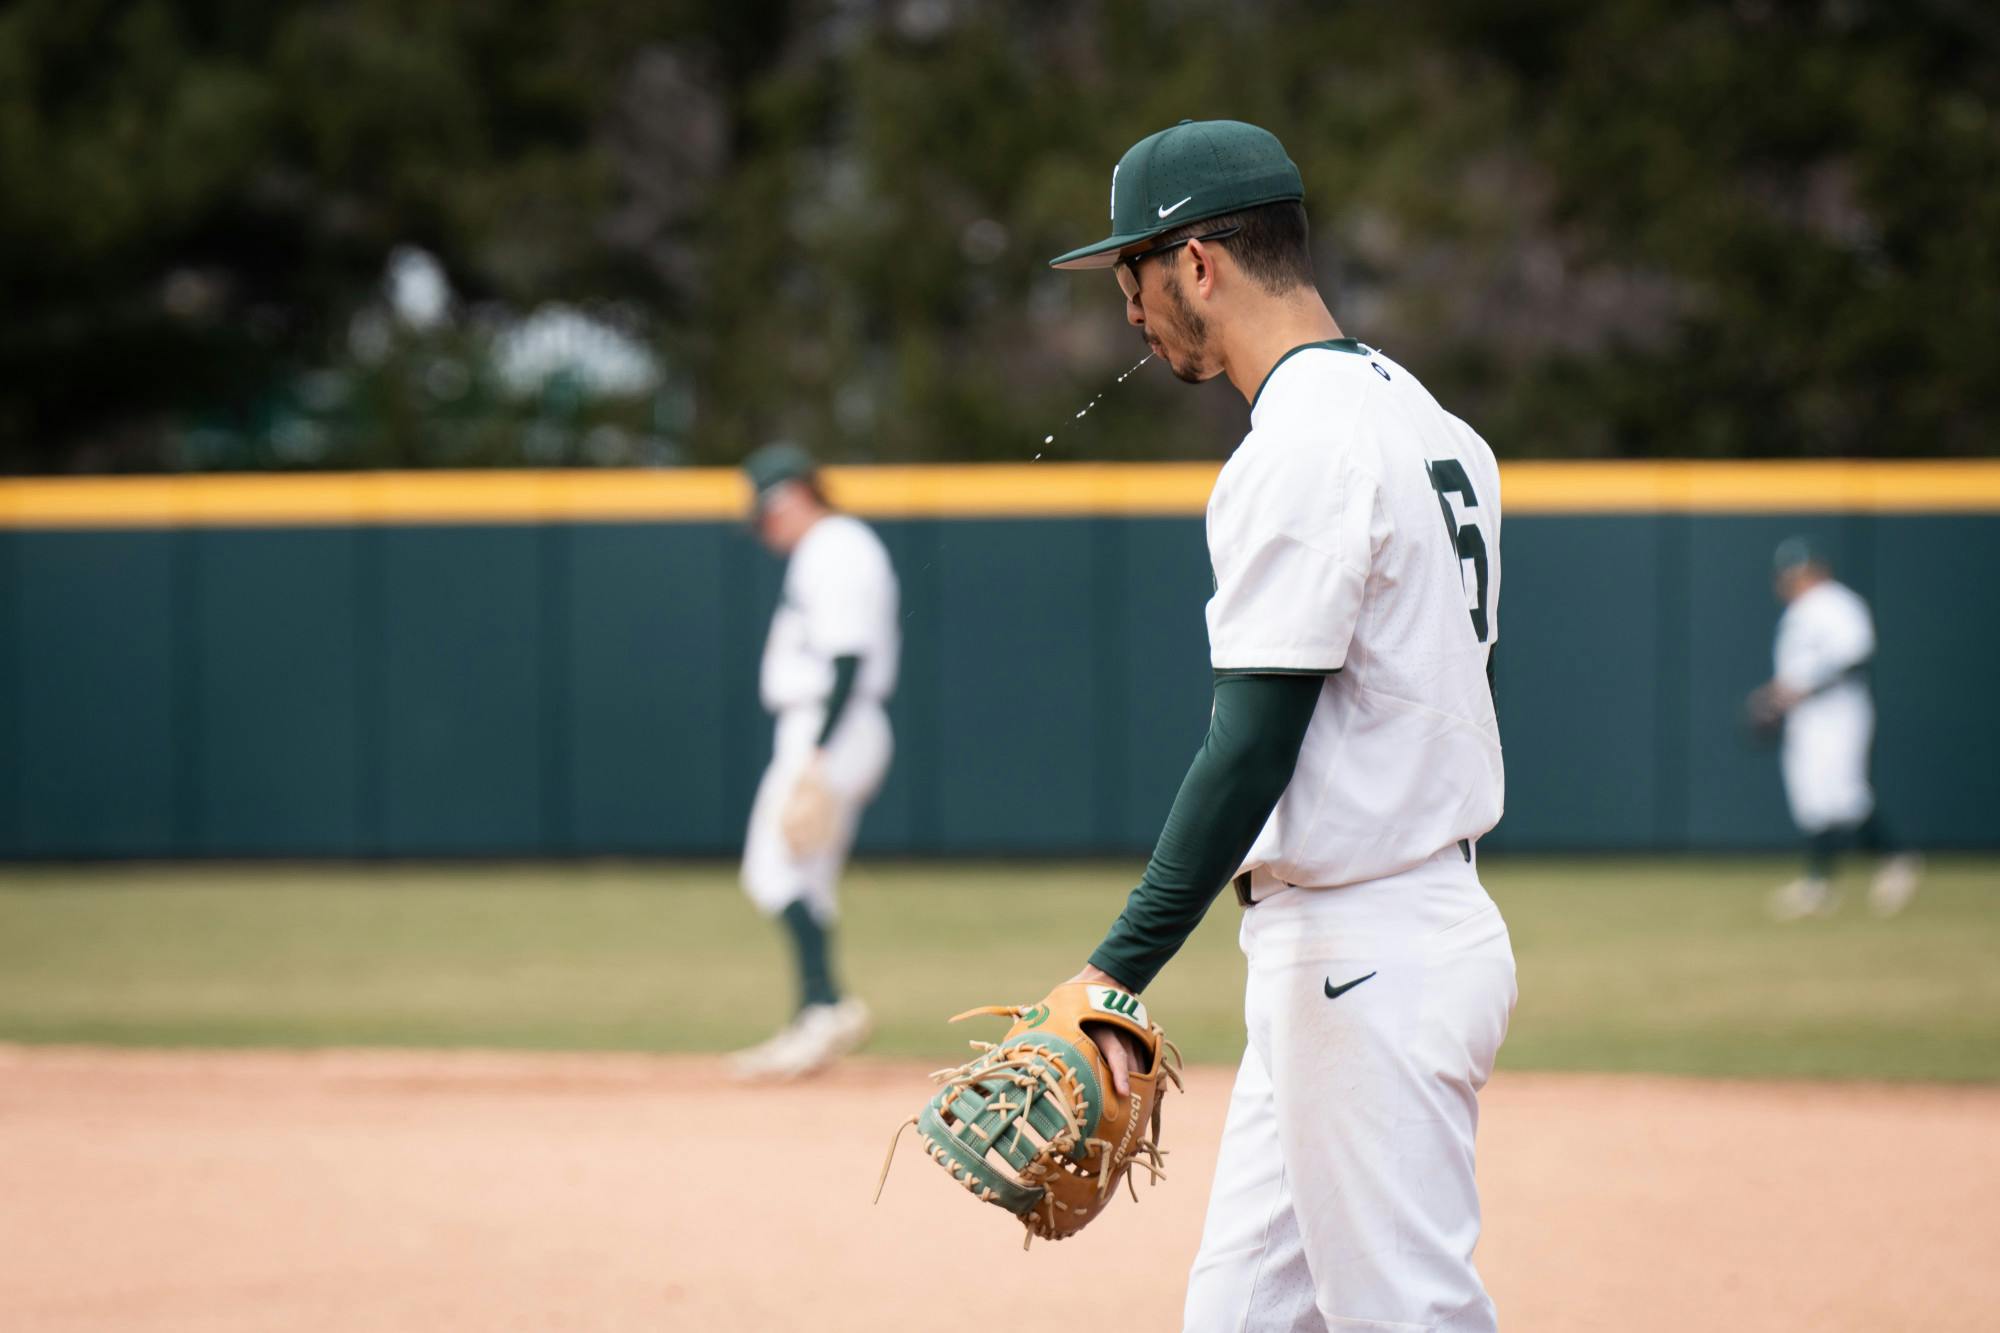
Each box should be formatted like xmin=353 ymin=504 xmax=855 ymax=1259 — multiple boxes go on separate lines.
xmin=0 ymin=857 xmax=1994 ymax=1081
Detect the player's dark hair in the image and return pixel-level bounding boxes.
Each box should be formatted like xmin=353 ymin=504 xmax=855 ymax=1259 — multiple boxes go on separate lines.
xmin=1158 ymin=200 xmax=1314 ymax=294
xmin=800 ymin=473 xmax=834 ymax=510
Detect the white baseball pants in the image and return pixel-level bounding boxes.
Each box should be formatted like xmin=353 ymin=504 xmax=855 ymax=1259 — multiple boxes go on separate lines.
xmin=1781 ymin=688 xmax=1874 ymax=834
xmin=739 ymin=701 xmax=892 ymax=922
xmin=1183 ymin=848 xmax=1516 ymax=1332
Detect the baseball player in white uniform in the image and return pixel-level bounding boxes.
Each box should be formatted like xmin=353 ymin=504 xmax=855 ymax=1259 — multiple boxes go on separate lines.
xmin=1752 ymin=537 xmax=1920 ymax=920
xmin=730 ymin=443 xmax=900 ymax=1079
xmin=1047 ymin=121 xmax=1514 ymax=1330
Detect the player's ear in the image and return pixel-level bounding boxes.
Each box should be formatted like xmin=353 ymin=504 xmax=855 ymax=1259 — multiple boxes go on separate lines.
xmin=1186 ymin=238 xmax=1219 ymax=299
xmin=1184 ymin=241 xmax=1216 ymax=298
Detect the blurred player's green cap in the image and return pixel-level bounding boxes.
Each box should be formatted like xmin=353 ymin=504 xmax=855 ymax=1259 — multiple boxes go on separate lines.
xmin=1773 ymin=535 xmax=1826 ymax=574
xmin=743 ymin=442 xmax=818 ymax=514
xmin=1048 ymin=119 xmax=1304 ymax=270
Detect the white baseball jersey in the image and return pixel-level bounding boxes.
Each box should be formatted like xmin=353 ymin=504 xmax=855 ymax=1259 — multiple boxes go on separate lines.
xmin=758 ymin=514 xmax=900 ymax=714
xmin=1775 ymin=579 xmax=1874 ymax=701
xmin=1774 ymin=579 xmax=1876 ymax=831
xmin=1209 ymin=340 xmax=1504 ymax=892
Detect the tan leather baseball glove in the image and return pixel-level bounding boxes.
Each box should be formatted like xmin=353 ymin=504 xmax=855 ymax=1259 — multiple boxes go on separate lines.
xmin=779 ymin=757 xmax=838 ymax=856
xmin=876 ymin=980 xmax=1182 ymax=1247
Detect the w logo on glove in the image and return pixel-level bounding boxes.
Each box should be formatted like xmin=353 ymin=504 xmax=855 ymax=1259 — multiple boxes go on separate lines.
xmin=874 ymin=981 xmax=1181 ymax=1246
xmin=1091 ymin=988 xmax=1146 ymax=1022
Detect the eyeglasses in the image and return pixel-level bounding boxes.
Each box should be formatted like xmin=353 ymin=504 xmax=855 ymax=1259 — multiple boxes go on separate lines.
xmin=1114 ymin=224 xmax=1242 ymax=300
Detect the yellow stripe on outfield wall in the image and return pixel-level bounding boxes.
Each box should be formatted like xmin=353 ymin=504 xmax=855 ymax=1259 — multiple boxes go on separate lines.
xmin=1 ymin=460 xmax=1997 ymax=528
xmin=1499 ymin=460 xmax=2000 ymax=512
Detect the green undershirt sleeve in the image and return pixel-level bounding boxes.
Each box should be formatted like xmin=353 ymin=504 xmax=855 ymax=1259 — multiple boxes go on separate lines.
xmin=816 ymin=655 xmax=861 ymax=748
xmin=1087 ymin=671 xmax=1325 ymax=992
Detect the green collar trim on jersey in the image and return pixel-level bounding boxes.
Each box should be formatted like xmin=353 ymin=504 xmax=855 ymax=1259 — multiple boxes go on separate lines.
xmin=1249 ymin=338 xmax=1375 ymax=414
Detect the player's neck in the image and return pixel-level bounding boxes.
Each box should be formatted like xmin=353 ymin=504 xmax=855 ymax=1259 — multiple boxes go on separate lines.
xmin=772 ymin=504 xmax=833 ymax=555
xmin=1221 ymin=288 xmax=1342 ymax=407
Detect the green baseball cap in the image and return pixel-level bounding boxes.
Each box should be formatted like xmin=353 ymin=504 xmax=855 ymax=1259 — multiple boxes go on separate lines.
xmin=1773 ymin=535 xmax=1827 ymax=574
xmin=743 ymin=441 xmax=818 ymax=514
xmin=1049 ymin=119 xmax=1304 ymax=270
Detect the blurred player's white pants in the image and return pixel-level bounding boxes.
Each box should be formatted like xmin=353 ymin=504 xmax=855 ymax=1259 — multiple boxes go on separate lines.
xmin=740 ymin=701 xmax=892 ymax=922
xmin=1183 ymin=846 xmax=1515 ymax=1333
xmin=1782 ymin=688 xmax=1874 ymax=833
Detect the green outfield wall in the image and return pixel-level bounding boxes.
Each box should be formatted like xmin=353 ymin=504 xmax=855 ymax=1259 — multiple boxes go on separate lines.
xmin=2 ymin=464 xmax=1996 ymax=859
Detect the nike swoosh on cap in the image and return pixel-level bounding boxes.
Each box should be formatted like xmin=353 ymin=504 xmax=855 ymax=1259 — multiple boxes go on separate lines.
xmin=1157 ymin=196 xmax=1193 ymax=218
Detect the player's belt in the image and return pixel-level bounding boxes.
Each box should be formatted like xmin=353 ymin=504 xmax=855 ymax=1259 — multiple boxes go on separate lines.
xmin=1803 ymin=660 xmax=1872 ymax=700
xmin=1232 ymin=867 xmax=1292 ymax=908
xmin=1233 ymin=839 xmax=1477 ymax=909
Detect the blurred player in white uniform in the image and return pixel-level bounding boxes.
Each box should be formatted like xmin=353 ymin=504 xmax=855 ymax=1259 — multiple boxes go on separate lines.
xmin=730 ymin=443 xmax=900 ymax=1079
xmin=1047 ymin=121 xmax=1514 ymax=1331
xmin=1751 ymin=537 xmax=1920 ymax=920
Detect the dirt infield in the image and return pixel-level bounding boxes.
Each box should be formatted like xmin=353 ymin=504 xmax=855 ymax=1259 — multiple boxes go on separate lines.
xmin=1 ymin=1047 xmax=1994 ymax=1331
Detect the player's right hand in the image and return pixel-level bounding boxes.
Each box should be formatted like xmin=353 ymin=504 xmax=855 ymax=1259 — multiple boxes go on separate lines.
xmin=1070 ymin=962 xmax=1146 ymax=1097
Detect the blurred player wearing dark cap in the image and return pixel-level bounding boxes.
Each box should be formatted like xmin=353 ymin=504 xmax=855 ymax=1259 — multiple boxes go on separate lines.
xmin=1750 ymin=538 xmax=1921 ymax=920
xmin=729 ymin=444 xmax=900 ymax=1078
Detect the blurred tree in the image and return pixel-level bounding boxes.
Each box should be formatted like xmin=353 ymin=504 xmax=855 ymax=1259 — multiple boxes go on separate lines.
xmin=1428 ymin=0 xmax=2000 ymax=457
xmin=0 ymin=0 xmax=1994 ymax=470
xmin=0 ymin=0 xmax=699 ymax=469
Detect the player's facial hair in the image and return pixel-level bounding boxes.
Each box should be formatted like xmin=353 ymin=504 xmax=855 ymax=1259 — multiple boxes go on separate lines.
xmin=1160 ymin=271 xmax=1211 ymax=384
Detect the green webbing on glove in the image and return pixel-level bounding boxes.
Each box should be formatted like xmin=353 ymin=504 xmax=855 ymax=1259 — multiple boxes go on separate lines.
xmin=1088 ymin=671 xmax=1324 ymax=992
xmin=816 ymin=654 xmax=861 ymax=747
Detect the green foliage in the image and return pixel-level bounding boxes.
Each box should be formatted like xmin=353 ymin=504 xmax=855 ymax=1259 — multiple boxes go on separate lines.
xmin=0 ymin=0 xmax=691 ymax=468
xmin=3 ymin=1 xmax=1996 ymax=469
xmin=1 ymin=857 xmax=1996 ymax=1081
